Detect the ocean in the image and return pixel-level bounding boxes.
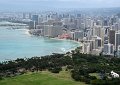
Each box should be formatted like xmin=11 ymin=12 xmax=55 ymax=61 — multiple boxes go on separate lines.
xmin=0 ymin=22 xmax=80 ymax=61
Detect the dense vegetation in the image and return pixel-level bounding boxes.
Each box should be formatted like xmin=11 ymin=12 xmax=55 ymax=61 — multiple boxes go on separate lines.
xmin=0 ymin=50 xmax=120 ymax=85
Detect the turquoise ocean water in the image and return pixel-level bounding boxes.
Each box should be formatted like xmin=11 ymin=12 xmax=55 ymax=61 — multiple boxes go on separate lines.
xmin=0 ymin=23 xmax=80 ymax=61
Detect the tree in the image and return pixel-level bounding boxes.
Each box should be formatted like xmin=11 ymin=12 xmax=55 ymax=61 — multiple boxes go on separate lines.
xmin=49 ymin=67 xmax=62 ymax=73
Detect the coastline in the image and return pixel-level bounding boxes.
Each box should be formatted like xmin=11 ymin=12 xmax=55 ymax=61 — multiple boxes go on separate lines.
xmin=0 ymin=27 xmax=81 ymax=62
xmin=50 ymin=37 xmax=82 ymax=53
xmin=26 ymin=29 xmax=81 ymax=53
xmin=24 ymin=29 xmax=32 ymax=36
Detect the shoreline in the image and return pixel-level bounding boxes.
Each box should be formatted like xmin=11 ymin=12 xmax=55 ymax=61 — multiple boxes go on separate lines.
xmin=50 ymin=37 xmax=82 ymax=53
xmin=0 ymin=28 xmax=81 ymax=62
xmin=26 ymin=29 xmax=82 ymax=53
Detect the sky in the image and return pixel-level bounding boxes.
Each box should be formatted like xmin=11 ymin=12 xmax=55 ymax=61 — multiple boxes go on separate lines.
xmin=0 ymin=0 xmax=120 ymax=11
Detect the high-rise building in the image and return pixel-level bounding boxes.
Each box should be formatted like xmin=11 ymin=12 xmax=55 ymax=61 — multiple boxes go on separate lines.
xmin=85 ymin=18 xmax=93 ymax=28
xmin=51 ymin=13 xmax=58 ymax=20
xmin=75 ymin=18 xmax=81 ymax=29
xmin=117 ymin=45 xmax=120 ymax=57
xmin=104 ymin=35 xmax=109 ymax=44
xmin=62 ymin=18 xmax=70 ymax=25
xmin=114 ymin=23 xmax=119 ymax=31
xmin=74 ymin=31 xmax=84 ymax=40
xmin=80 ymin=23 xmax=85 ymax=30
xmin=93 ymin=26 xmax=101 ymax=37
xmin=103 ymin=20 xmax=108 ymax=26
xmin=29 ymin=21 xmax=34 ymax=29
xmin=104 ymin=26 xmax=110 ymax=35
xmin=109 ymin=30 xmax=115 ymax=45
xmin=69 ymin=32 xmax=74 ymax=40
xmin=29 ymin=13 xmax=32 ymax=19
xmin=32 ymin=15 xmax=39 ymax=28
xmin=92 ymin=36 xmax=102 ymax=49
xmin=96 ymin=20 xmax=102 ymax=26
xmin=115 ymin=32 xmax=120 ymax=51
xmin=76 ymin=14 xmax=81 ymax=18
xmin=103 ymin=43 xmax=114 ymax=55
xmin=92 ymin=26 xmax=104 ymax=46
xmin=82 ymin=42 xmax=90 ymax=54
xmin=43 ymin=25 xmax=62 ymax=38
xmin=23 ymin=13 xmax=26 ymax=19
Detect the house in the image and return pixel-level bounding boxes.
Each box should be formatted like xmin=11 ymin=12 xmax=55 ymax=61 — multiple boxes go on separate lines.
xmin=111 ymin=71 xmax=119 ymax=78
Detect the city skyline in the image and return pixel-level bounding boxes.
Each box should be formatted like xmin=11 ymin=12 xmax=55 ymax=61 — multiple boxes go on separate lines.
xmin=0 ymin=0 xmax=120 ymax=11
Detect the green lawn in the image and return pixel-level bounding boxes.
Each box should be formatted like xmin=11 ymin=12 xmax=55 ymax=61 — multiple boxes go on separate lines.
xmin=0 ymin=71 xmax=87 ymax=85
xmin=89 ymin=73 xmax=100 ymax=79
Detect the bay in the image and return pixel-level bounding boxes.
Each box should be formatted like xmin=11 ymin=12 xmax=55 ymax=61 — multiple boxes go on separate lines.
xmin=0 ymin=22 xmax=80 ymax=61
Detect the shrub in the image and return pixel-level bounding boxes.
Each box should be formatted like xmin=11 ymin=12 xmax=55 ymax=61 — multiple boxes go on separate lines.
xmin=49 ymin=67 xmax=62 ymax=73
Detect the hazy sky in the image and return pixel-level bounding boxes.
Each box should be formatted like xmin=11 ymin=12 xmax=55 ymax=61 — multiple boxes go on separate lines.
xmin=0 ymin=0 xmax=120 ymax=11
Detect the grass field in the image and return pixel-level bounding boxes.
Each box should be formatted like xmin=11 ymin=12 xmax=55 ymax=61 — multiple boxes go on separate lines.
xmin=0 ymin=71 xmax=87 ymax=85
xmin=89 ymin=73 xmax=100 ymax=79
